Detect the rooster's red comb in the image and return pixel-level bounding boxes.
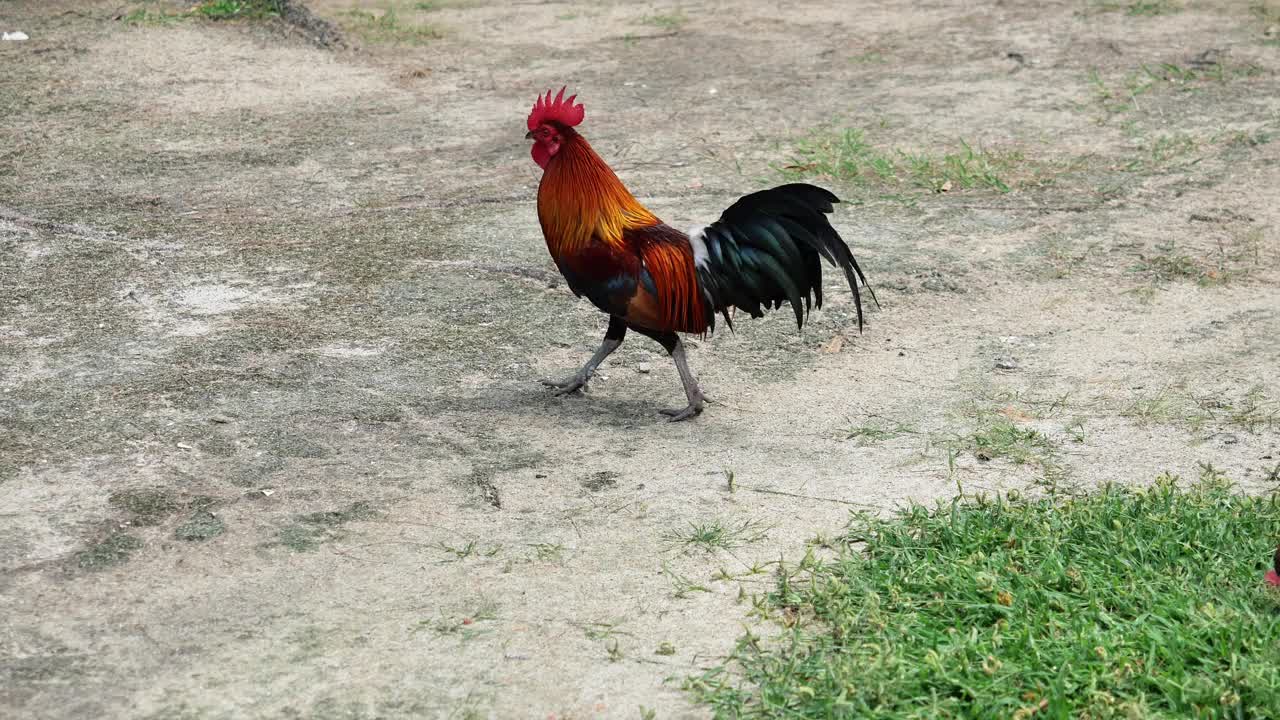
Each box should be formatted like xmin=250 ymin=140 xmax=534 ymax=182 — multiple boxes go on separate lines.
xmin=527 ymin=87 xmax=585 ymax=131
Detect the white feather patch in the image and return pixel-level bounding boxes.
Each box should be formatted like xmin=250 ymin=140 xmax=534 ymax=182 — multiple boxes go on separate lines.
xmin=687 ymin=225 xmax=711 ymax=268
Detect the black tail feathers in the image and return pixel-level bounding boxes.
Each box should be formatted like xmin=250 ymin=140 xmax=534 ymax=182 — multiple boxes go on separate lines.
xmin=693 ymin=183 xmax=876 ymax=333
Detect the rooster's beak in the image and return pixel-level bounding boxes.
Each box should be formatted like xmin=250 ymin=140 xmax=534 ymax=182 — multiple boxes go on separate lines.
xmin=524 ymin=131 xmax=534 ymax=140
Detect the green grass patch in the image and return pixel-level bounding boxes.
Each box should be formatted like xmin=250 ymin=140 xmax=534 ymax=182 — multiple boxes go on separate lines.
xmin=662 ymin=561 xmax=713 ymax=599
xmin=1198 ymin=387 xmax=1280 ymax=435
xmin=120 ymin=7 xmax=187 ymax=25
xmin=838 ymin=419 xmax=916 ymax=446
xmin=1035 ymin=234 xmax=1101 ymax=279
xmin=779 ymin=128 xmax=1019 ymax=195
xmin=581 ymin=470 xmax=621 ymax=491
xmin=120 ymin=1 xmax=280 ymax=24
xmin=1223 ymin=388 xmax=1279 ymax=433
xmin=109 ymin=488 xmax=182 ymax=526
xmin=76 ymin=533 xmax=144 ymax=570
xmin=271 ymin=501 xmax=381 ymax=552
xmin=665 ymin=519 xmax=771 ymax=553
xmin=639 ymin=10 xmax=688 ymax=30
xmin=418 ymin=600 xmax=497 ymax=639
xmin=275 ymin=524 xmax=326 ymax=552
xmin=109 ymin=488 xmax=215 ymax=527
xmin=1255 ymin=1 xmax=1280 ymax=20
xmin=413 ymin=0 xmax=478 ymax=10
xmin=174 ymin=510 xmax=226 ymax=541
xmin=1126 ymin=0 xmax=1181 ymax=15
xmin=963 ymin=420 xmax=1056 ymax=466
xmin=1122 ymin=387 xmax=1211 ymax=432
xmin=1128 ymin=236 xmax=1260 ymax=288
xmin=849 ymin=49 xmax=889 ymax=64
xmin=937 ymin=417 xmax=1067 ymax=488
xmin=1064 ymin=417 xmax=1087 ymax=443
xmin=1124 ymin=385 xmax=1279 ymax=436
xmin=297 ymin=502 xmax=380 ymax=526
xmin=1088 ymin=60 xmax=1264 ymax=116
xmin=1126 ymin=132 xmax=1200 ymax=171
xmin=342 ymin=6 xmax=442 ymax=44
xmin=193 ymin=0 xmax=280 ymax=19
xmin=1130 ymin=242 xmax=1206 ymax=283
xmin=433 ymin=539 xmax=502 ymax=562
xmin=687 ymin=473 xmax=1280 ymax=717
xmin=1218 ymin=126 xmax=1275 ymax=150
xmin=1085 ymin=0 xmax=1182 ymax=15
xmin=529 ymin=542 xmax=565 ymax=563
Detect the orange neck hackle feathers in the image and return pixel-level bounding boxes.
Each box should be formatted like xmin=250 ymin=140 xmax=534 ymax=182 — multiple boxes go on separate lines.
xmin=529 ymin=89 xmax=659 ymax=255
xmin=527 ymin=88 xmax=707 ymax=334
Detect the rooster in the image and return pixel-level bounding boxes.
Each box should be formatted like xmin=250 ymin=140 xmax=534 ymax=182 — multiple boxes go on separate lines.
xmin=526 ymin=88 xmax=875 ymax=420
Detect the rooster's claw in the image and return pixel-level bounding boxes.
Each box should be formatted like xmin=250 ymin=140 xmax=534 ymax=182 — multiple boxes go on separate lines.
xmin=659 ymin=403 xmax=703 ymax=422
xmin=542 ymin=374 xmax=589 ymax=395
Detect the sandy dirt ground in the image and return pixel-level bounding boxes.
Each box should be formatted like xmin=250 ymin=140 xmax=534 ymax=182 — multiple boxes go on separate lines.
xmin=2 ymin=0 xmax=1280 ymax=717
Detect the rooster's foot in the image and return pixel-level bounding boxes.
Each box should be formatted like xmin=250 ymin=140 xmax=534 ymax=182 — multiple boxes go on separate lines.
xmin=541 ymin=373 xmax=589 ymax=396
xmin=659 ymin=401 xmax=703 ymax=422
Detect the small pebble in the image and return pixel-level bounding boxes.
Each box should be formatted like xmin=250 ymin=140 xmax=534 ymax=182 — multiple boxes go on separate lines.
xmin=1220 ymin=434 xmax=1239 ymax=445
xmin=637 ymin=362 xmax=652 ymax=374
xmin=995 ymin=356 xmax=1019 ymax=370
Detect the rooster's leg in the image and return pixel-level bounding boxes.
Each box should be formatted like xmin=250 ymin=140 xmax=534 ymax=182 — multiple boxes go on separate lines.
xmin=660 ymin=337 xmax=706 ymax=421
xmin=542 ymin=316 xmax=627 ymax=395
xmin=633 ymin=328 xmax=704 ymax=421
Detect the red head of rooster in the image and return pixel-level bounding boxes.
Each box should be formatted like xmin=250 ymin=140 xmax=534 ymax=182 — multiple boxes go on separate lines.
xmin=525 ymin=87 xmax=584 ymax=169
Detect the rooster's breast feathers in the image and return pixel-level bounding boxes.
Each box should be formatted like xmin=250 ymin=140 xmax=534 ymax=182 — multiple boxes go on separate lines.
xmin=555 ymin=224 xmax=709 ymax=334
